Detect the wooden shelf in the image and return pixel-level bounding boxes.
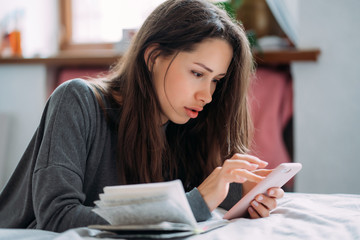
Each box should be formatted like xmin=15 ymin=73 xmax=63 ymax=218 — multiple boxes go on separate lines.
xmin=0 ymin=50 xmax=121 ymax=67
xmin=254 ymin=48 xmax=321 ymax=64
xmin=0 ymin=48 xmax=320 ymax=67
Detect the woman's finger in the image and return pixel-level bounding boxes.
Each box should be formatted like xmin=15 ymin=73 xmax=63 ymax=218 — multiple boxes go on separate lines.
xmin=230 ymin=154 xmax=268 ymax=168
xmin=221 ymin=159 xmax=260 ymax=172
xmin=267 ymin=187 xmax=285 ymax=199
xmin=255 ymin=194 xmax=277 ymax=211
xmin=251 ymin=200 xmax=270 ymax=218
xmin=248 ymin=206 xmax=260 ymax=219
xmin=252 ymin=169 xmax=273 ymax=177
xmin=230 ymin=169 xmax=265 ymax=183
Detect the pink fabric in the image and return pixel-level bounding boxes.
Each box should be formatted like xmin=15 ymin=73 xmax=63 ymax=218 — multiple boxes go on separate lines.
xmin=57 ymin=68 xmax=108 ymax=86
xmin=249 ymin=67 xmax=293 ymax=170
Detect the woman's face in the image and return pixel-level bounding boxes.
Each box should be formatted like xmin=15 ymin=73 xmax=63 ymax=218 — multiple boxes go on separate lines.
xmin=151 ymin=38 xmax=233 ymax=124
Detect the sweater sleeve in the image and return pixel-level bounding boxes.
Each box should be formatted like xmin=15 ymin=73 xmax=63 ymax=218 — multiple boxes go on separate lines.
xmin=32 ymin=80 xmax=108 ymax=232
xmin=186 ymin=188 xmax=212 ymax=222
xmin=185 ymin=183 xmax=243 ymax=222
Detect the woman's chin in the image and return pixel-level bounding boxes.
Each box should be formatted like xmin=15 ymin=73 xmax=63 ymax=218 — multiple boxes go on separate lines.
xmin=170 ymin=116 xmax=190 ymax=125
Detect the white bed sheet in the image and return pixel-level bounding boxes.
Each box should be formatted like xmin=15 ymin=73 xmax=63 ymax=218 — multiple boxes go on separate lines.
xmin=1 ymin=193 xmax=359 ymax=239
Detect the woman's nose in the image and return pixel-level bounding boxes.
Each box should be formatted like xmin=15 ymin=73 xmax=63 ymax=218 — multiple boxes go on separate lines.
xmin=196 ymin=83 xmax=213 ymax=104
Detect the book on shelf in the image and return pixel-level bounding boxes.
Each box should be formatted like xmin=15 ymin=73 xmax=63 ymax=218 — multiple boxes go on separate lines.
xmin=89 ymin=179 xmax=228 ymax=239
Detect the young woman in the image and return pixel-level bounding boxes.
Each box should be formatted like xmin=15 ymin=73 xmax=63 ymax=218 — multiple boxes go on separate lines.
xmin=0 ymin=0 xmax=283 ymax=232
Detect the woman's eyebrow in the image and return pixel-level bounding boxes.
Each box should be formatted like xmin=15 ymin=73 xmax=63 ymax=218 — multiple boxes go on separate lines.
xmin=194 ymin=62 xmax=226 ymax=76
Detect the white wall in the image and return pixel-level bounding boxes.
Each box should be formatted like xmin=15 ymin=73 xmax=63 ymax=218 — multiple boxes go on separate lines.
xmin=0 ymin=0 xmax=58 ymax=189
xmin=0 ymin=113 xmax=10 ymax=186
xmin=292 ymin=0 xmax=360 ymax=194
xmin=0 ymin=65 xmax=47 ymax=188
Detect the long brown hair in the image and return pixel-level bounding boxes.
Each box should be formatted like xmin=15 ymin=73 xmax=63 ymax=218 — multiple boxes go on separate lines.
xmin=89 ymin=0 xmax=254 ymax=190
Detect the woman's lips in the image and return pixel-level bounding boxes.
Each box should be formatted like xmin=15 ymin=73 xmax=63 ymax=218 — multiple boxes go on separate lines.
xmin=184 ymin=107 xmax=202 ymax=118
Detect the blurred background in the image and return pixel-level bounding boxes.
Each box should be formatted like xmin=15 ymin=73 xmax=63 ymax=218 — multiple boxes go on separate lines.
xmin=0 ymin=0 xmax=359 ymax=194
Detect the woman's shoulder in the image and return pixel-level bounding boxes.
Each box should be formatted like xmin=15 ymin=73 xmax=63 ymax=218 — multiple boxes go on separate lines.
xmin=47 ymin=78 xmax=102 ymax=117
xmin=53 ymin=78 xmax=93 ymax=96
xmin=51 ymin=78 xmax=97 ymax=102
xmin=49 ymin=78 xmax=118 ymax=126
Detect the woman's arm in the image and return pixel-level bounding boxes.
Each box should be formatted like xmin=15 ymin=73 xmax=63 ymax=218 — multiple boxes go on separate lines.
xmin=31 ymin=80 xmax=109 ymax=232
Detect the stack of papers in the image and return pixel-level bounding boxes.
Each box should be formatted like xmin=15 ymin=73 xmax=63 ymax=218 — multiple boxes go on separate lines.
xmin=89 ymin=180 xmax=228 ymax=238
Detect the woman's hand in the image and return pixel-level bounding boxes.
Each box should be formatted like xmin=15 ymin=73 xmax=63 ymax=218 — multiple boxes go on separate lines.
xmin=197 ymin=154 xmax=268 ymax=211
xmin=242 ymin=169 xmax=285 ymax=219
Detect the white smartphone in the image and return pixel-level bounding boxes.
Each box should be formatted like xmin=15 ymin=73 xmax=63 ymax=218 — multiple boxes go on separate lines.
xmin=223 ymin=162 xmax=302 ymax=220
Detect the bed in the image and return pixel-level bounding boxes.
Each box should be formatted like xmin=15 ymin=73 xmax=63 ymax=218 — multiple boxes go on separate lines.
xmin=1 ymin=193 xmax=359 ymax=239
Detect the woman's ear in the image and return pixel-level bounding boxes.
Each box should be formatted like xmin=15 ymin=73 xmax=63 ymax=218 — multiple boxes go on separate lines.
xmin=144 ymin=44 xmax=160 ymax=72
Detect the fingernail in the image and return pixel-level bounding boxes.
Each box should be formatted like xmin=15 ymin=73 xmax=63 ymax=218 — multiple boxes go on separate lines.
xmin=269 ymin=190 xmax=275 ymax=196
xmin=252 ymin=201 xmax=259 ymax=207
xmin=257 ymin=195 xmax=263 ymax=201
xmin=251 ymin=164 xmax=259 ymax=168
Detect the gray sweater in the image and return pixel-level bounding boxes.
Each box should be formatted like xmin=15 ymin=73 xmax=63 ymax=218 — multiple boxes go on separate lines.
xmin=0 ymin=79 xmax=241 ymax=232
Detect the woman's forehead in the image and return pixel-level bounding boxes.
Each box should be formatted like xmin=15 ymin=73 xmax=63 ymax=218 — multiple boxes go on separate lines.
xmin=177 ymin=39 xmax=233 ymax=73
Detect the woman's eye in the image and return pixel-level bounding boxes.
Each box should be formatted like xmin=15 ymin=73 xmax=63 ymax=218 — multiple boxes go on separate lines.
xmin=213 ymin=79 xmax=220 ymax=84
xmin=191 ymin=71 xmax=203 ymax=77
